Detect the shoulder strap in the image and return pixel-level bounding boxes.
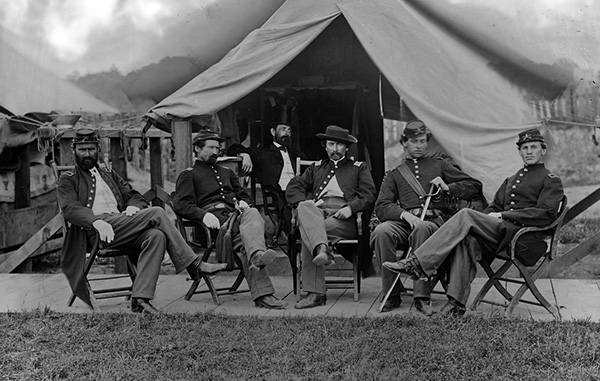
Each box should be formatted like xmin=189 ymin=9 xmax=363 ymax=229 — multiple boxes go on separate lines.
xmin=396 ymin=163 xmax=427 ymax=198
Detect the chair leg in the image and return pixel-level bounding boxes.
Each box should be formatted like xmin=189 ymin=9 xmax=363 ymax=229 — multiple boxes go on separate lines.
xmin=470 ymin=259 xmax=513 ymax=310
xmin=229 ymin=272 xmax=245 ymax=293
xmin=506 ymin=261 xmax=558 ymax=318
xmin=353 ymin=251 xmax=359 ymax=302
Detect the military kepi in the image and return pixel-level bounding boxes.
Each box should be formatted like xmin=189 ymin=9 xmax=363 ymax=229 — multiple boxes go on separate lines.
xmin=193 ymin=130 xmax=225 ymax=144
xmin=516 ymin=128 xmax=545 ymax=147
xmin=72 ymin=127 xmax=100 ymax=145
xmin=402 ymin=119 xmax=431 ymax=139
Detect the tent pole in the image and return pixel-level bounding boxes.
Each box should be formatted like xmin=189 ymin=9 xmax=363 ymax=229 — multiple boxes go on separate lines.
xmin=172 ymin=120 xmax=193 ymax=176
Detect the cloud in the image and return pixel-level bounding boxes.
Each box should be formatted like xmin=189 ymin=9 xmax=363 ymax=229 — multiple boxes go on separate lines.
xmin=40 ymin=0 xmax=178 ymax=61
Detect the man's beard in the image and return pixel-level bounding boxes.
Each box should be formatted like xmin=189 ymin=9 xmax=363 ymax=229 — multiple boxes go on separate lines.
xmin=75 ymin=155 xmax=98 ymax=170
xmin=328 ymin=152 xmax=343 ymax=161
xmin=276 ymin=135 xmax=291 ymax=147
xmin=207 ymin=154 xmax=218 ymax=165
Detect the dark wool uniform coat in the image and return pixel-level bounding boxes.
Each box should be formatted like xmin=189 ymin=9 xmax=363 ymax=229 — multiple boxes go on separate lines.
xmin=375 ymin=156 xmax=483 ymax=222
xmin=285 ymin=157 xmax=377 ymax=273
xmin=482 ymin=162 xmax=564 ymax=262
xmin=285 ymin=157 xmax=376 ymax=214
xmin=57 ymin=165 xmax=148 ymax=307
xmin=172 ymin=160 xmax=254 ymax=224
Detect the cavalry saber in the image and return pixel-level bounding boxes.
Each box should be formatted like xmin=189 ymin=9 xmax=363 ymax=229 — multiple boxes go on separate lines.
xmin=378 ymin=183 xmax=438 ymax=312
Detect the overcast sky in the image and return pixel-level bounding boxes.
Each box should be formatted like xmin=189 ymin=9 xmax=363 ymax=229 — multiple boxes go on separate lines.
xmin=0 ymin=0 xmax=598 ymax=79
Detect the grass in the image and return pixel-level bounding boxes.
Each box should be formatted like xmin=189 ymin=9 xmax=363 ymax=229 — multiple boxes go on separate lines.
xmin=559 ymin=217 xmax=600 ymax=244
xmin=1 ymin=309 xmax=600 ymax=381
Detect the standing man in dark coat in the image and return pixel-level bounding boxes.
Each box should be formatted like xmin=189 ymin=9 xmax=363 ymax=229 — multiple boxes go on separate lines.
xmin=228 ymin=122 xmax=301 ymax=235
xmin=384 ymin=128 xmax=564 ymax=316
xmin=172 ymin=130 xmax=288 ymax=309
xmin=286 ymin=125 xmax=377 ymax=309
xmin=57 ymin=127 xmax=226 ymax=314
xmin=370 ymin=120 xmax=483 ymax=314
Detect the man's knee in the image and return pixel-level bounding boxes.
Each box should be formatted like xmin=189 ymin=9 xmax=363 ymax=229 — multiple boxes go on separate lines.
xmin=242 ymin=207 xmax=263 ymax=223
xmin=147 ymin=228 xmax=167 ymax=244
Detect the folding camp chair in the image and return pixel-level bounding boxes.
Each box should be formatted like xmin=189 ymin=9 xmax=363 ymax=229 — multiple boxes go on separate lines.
xmin=470 ymin=196 xmax=568 ymax=318
xmin=168 ymin=198 xmax=249 ymax=305
xmin=288 ymin=158 xmax=363 ymax=302
xmin=65 ymin=232 xmax=139 ymax=311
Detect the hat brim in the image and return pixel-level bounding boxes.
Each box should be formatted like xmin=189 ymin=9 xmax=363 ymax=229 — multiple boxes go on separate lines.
xmin=516 ymin=138 xmax=545 ymax=147
xmin=316 ymin=133 xmax=358 ymax=144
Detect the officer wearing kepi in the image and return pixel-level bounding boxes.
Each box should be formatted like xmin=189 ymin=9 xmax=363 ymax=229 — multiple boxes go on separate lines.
xmin=384 ymin=128 xmax=564 ymax=316
xmin=172 ymin=130 xmax=288 ymax=309
xmin=370 ymin=120 xmax=483 ymax=314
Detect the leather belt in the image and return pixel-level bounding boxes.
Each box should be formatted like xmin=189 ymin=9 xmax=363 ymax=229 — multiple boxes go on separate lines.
xmin=204 ymin=202 xmax=228 ymax=211
xmin=407 ymin=208 xmax=441 ymax=217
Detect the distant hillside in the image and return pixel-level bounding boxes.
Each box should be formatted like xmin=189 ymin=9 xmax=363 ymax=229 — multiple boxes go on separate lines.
xmin=71 ymin=56 xmax=210 ymax=113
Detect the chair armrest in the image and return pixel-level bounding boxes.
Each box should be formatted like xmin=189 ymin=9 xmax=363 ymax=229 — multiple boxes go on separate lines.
xmin=509 ymin=206 xmax=569 ymax=260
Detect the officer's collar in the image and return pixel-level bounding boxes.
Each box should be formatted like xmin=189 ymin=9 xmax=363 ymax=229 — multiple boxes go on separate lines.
xmin=195 ymin=159 xmax=218 ymax=168
xmin=523 ymin=162 xmax=545 ymax=169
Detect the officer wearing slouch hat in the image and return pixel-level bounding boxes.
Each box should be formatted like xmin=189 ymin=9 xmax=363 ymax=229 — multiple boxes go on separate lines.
xmin=172 ymin=130 xmax=288 ymax=309
xmin=57 ymin=127 xmax=226 ymax=314
xmin=286 ymin=125 xmax=377 ymax=309
xmin=370 ymin=119 xmax=483 ymax=314
xmin=384 ymin=127 xmax=564 ymax=316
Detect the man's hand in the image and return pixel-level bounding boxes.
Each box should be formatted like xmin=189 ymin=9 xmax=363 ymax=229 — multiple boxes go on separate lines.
xmin=430 ymin=176 xmax=449 ymax=192
xmin=333 ymin=206 xmax=352 ymax=220
xmin=239 ymin=153 xmax=253 ymax=174
xmin=488 ymin=212 xmax=502 ymax=219
xmin=236 ymin=200 xmax=249 ymax=212
xmin=92 ymin=219 xmax=115 ymax=243
xmin=401 ymin=211 xmax=422 ymax=229
xmin=203 ymin=212 xmax=221 ymax=229
xmin=123 ymin=206 xmax=140 ymax=216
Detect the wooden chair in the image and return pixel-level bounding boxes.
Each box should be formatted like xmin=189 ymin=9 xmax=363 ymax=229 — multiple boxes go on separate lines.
xmin=53 ymin=164 xmax=139 ymax=311
xmin=65 ymin=232 xmax=139 ymax=311
xmin=470 ymin=196 xmax=568 ymax=318
xmin=168 ymin=198 xmax=249 ymax=305
xmin=260 ymin=185 xmax=298 ymax=292
xmin=288 ymin=158 xmax=363 ymax=302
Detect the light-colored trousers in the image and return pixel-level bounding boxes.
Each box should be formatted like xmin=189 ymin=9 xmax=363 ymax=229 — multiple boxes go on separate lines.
xmin=230 ymin=207 xmax=276 ymax=300
xmin=413 ymin=208 xmax=501 ymax=305
xmin=296 ymin=200 xmax=356 ymax=294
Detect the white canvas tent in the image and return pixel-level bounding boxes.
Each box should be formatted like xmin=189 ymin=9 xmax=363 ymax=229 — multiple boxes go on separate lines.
xmin=0 ymin=41 xmax=118 ymax=116
xmin=146 ymin=0 xmax=569 ymax=199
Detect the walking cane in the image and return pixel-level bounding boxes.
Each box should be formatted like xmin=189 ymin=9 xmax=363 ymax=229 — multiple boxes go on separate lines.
xmin=378 ymin=183 xmax=438 ymax=312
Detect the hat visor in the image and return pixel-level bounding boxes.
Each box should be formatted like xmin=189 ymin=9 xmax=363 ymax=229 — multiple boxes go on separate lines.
xmin=316 ymin=133 xmax=357 ymax=144
xmin=516 ymin=138 xmax=544 ymax=146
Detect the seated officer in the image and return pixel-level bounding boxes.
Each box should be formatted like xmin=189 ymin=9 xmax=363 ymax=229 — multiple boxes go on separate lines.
xmin=384 ymin=128 xmax=564 ymax=316
xmin=227 ymin=122 xmax=301 ymax=235
xmin=286 ymin=125 xmax=377 ymax=309
xmin=57 ymin=127 xmax=226 ymax=314
xmin=172 ymin=130 xmax=288 ymax=309
xmin=370 ymin=120 xmax=482 ymax=314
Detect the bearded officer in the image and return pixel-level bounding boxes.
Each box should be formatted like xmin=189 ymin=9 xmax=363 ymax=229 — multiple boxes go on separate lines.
xmin=286 ymin=125 xmax=377 ymax=309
